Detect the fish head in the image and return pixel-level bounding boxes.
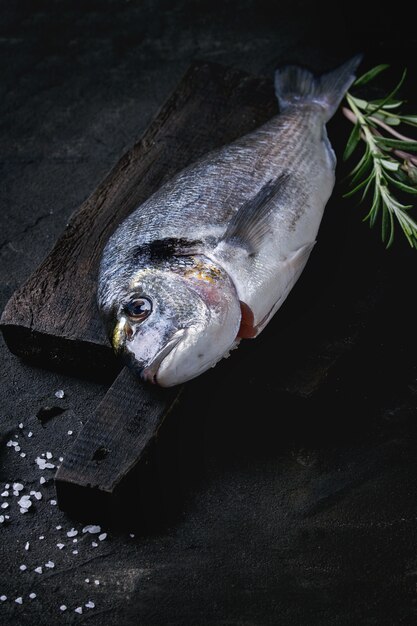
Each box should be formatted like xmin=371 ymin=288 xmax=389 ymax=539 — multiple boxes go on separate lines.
xmin=101 ymin=256 xmax=241 ymax=386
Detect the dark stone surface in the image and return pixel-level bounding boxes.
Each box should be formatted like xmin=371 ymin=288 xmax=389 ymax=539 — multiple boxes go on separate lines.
xmin=1 ymin=1 xmax=417 ymax=624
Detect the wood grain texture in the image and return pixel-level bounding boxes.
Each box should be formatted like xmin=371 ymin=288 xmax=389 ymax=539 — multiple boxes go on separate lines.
xmin=0 ymin=61 xmax=277 ymax=377
xmin=55 ymin=367 xmax=179 ymax=497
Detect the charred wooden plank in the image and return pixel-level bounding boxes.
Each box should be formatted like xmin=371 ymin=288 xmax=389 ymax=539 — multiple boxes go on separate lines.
xmin=55 ymin=366 xmax=180 ymax=515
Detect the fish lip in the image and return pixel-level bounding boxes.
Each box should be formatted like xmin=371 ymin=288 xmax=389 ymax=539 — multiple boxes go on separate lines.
xmin=140 ymin=329 xmax=186 ymax=384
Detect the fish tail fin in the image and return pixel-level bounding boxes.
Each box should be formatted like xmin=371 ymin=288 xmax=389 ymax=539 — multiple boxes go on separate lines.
xmin=274 ymin=54 xmax=363 ymax=121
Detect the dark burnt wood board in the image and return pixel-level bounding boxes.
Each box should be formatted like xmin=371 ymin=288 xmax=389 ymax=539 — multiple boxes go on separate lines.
xmin=0 ymin=61 xmax=280 ymax=509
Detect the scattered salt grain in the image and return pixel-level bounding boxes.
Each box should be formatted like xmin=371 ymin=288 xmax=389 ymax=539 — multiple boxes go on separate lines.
xmin=129 ymin=533 xmax=135 ymax=538
xmin=39 ymin=536 xmax=44 ymax=540
xmin=25 ymin=542 xmax=30 ymax=551
xmin=75 ymin=607 xmax=83 ymax=614
xmin=1 ymin=502 xmax=9 ymax=509
xmin=60 ymin=605 xmax=67 ymax=612
xmin=98 ymin=533 xmax=107 ymax=541
xmin=28 ymin=432 xmax=33 ymax=438
xmin=13 ymin=483 xmax=23 ymax=492
xmin=20 ymin=508 xmax=28 ymax=514
xmin=29 ymin=593 xmax=36 ymax=600
xmin=94 ymin=580 xmax=100 ymax=585
xmin=4 ymin=484 xmax=10 ymax=489
xmin=67 ymin=430 xmax=73 ymax=436
xmin=19 ymin=564 xmax=27 ymax=571
xmin=85 ymin=601 xmax=95 ymax=609
xmin=67 ymin=528 xmax=78 ymax=538
xmin=11 ymin=441 xmax=18 ymax=447
xmin=18 ymin=423 xmax=24 ymax=429
xmin=0 ymin=516 xmax=4 ymax=523
xmin=1 ymin=490 xmax=9 ymax=497
xmin=0 ymin=595 xmax=7 ymax=601
xmin=59 ymin=456 xmax=64 ymax=462
xmin=57 ymin=543 xmax=65 ymax=550
xmin=91 ymin=542 xmax=98 ymax=548
xmin=85 ymin=578 xmax=90 ymax=583
xmin=72 ymin=550 xmax=78 ymax=555
xmin=35 ymin=457 xmax=55 ymax=470
xmin=46 ymin=452 xmax=52 ymax=459
xmin=50 ymin=500 xmax=57 ymax=506
xmin=18 ymin=495 xmax=31 ymax=510
xmin=34 ymin=567 xmax=42 ymax=574
xmin=39 ymin=477 xmax=46 ymax=485
xmin=55 ymin=389 xmax=65 ymax=399
xmin=20 ymin=453 xmax=26 ymax=458
xmin=82 ymin=524 xmax=101 ymax=534
xmin=72 ymin=538 xmax=78 ymax=543
xmin=15 ymin=597 xmax=23 ymax=604
xmin=6 ymin=440 xmax=13 ymax=447
xmin=45 ymin=561 xmax=55 ymax=569
xmin=56 ymin=525 xmax=62 ymax=530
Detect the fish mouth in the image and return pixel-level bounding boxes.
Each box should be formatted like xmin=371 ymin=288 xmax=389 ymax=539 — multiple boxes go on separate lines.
xmin=136 ymin=329 xmax=186 ymax=384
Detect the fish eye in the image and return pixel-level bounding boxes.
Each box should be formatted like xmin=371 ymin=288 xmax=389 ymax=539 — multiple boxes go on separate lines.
xmin=124 ymin=297 xmax=152 ymax=321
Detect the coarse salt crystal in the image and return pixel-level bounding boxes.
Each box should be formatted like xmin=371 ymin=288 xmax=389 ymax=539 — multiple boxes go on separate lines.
xmin=57 ymin=543 xmax=65 ymax=550
xmin=85 ymin=578 xmax=90 ymax=583
xmin=0 ymin=516 xmax=4 ymax=523
xmin=0 ymin=595 xmax=7 ymax=601
xmin=11 ymin=441 xmax=18 ymax=447
xmin=25 ymin=542 xmax=30 ymax=550
xmin=18 ymin=423 xmax=24 ymax=429
xmin=35 ymin=457 xmax=54 ymax=470
xmin=85 ymin=601 xmax=95 ymax=609
xmin=56 ymin=525 xmax=62 ymax=530
xmin=91 ymin=541 xmax=98 ymax=548
xmin=72 ymin=538 xmax=77 ymax=543
xmin=59 ymin=457 xmax=64 ymax=462
xmin=46 ymin=452 xmax=52 ymax=459
xmin=75 ymin=607 xmax=82 ymax=614
xmin=82 ymin=524 xmax=101 ymax=534
xmin=19 ymin=501 xmax=31 ymax=513
xmin=20 ymin=453 xmax=26 ymax=458
xmin=13 ymin=483 xmax=23 ymax=491
xmin=39 ymin=536 xmax=44 ymax=540
xmin=28 ymin=432 xmax=33 ymax=438
xmin=4 ymin=484 xmax=10 ymax=489
xmin=1 ymin=490 xmax=9 ymax=497
xmin=20 ymin=508 xmax=28 ymax=514
xmin=19 ymin=564 xmax=27 ymax=571
xmin=1 ymin=502 xmax=9 ymax=509
xmin=33 ymin=492 xmax=42 ymax=501
xmin=39 ymin=477 xmax=46 ymax=485
xmin=15 ymin=446 xmax=21 ymax=452
xmin=34 ymin=567 xmax=42 ymax=574
xmin=50 ymin=500 xmax=57 ymax=506
xmin=55 ymin=389 xmax=65 ymax=399
xmin=129 ymin=533 xmax=135 ymax=538
xmin=15 ymin=597 xmax=23 ymax=604
xmin=60 ymin=605 xmax=67 ymax=611
xmin=45 ymin=561 xmax=55 ymax=569
xmin=67 ymin=528 xmax=78 ymax=537
xmin=98 ymin=533 xmax=107 ymax=541
xmin=72 ymin=550 xmax=78 ymax=555
xmin=94 ymin=579 xmax=100 ymax=585
xmin=17 ymin=495 xmax=31 ymax=509
xmin=67 ymin=430 xmax=73 ymax=436
xmin=29 ymin=593 xmax=36 ymax=599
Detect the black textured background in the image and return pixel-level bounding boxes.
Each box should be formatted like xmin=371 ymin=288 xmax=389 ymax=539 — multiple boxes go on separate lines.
xmin=1 ymin=2 xmax=417 ymax=624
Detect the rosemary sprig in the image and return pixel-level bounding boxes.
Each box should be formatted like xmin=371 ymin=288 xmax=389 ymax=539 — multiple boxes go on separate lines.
xmin=343 ymin=64 xmax=417 ymax=249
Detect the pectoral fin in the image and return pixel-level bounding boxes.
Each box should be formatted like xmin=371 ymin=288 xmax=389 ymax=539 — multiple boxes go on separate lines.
xmin=221 ymin=174 xmax=290 ymax=254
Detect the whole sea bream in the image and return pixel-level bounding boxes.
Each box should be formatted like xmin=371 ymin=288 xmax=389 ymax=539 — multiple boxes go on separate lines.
xmin=98 ymin=56 xmax=361 ymax=386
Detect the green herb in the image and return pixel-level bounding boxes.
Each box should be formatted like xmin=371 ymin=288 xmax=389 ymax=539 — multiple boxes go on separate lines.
xmin=343 ymin=64 xmax=417 ymax=248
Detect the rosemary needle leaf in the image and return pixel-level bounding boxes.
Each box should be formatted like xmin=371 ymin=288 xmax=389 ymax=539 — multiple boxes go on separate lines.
xmin=343 ymin=122 xmax=361 ymax=161
xmin=353 ymin=64 xmax=390 ymax=86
